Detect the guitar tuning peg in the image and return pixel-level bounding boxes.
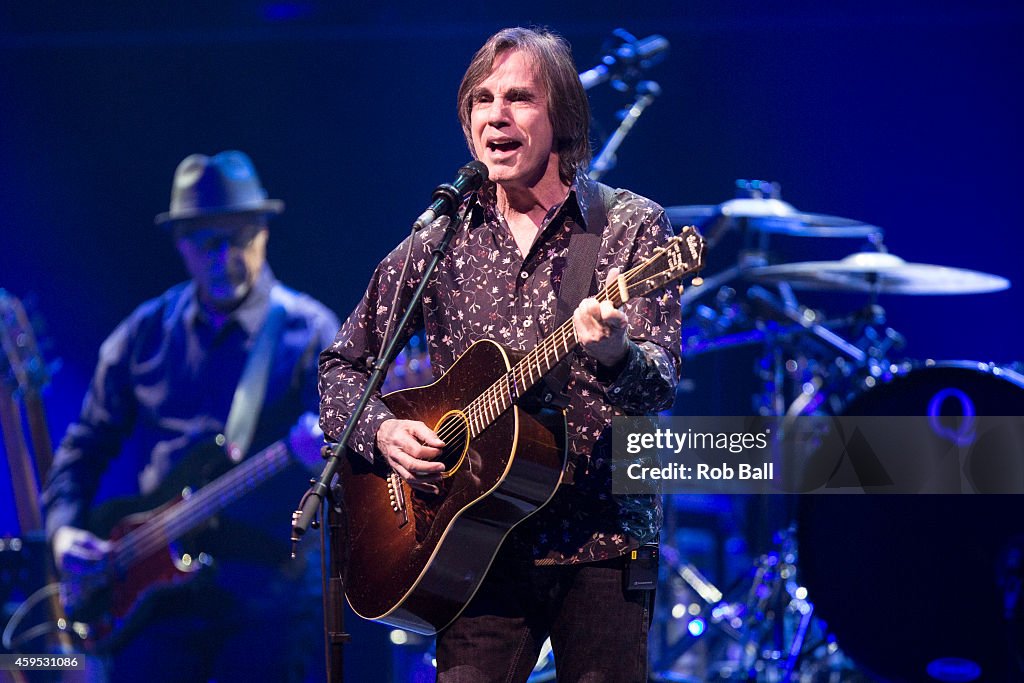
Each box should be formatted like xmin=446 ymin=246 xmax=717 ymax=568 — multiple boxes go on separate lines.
xmin=691 ymin=277 xmax=704 ymax=287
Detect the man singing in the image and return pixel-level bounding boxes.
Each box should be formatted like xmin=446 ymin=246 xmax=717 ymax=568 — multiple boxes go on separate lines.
xmin=319 ymin=27 xmax=680 ymax=681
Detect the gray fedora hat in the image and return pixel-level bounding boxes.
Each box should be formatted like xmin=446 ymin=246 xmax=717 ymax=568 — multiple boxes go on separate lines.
xmin=154 ymin=150 xmax=284 ymax=226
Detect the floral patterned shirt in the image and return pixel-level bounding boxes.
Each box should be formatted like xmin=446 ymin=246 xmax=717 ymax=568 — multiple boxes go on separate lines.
xmin=318 ymin=172 xmax=681 ymax=564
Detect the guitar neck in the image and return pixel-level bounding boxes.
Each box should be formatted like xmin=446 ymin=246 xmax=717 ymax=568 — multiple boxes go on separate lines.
xmin=23 ymin=394 xmax=56 ymax=484
xmin=0 ymin=390 xmax=43 ymax=531
xmin=460 ymin=318 xmax=569 ymax=438
xmin=464 ymin=275 xmax=633 ymax=438
xmin=112 ymin=441 xmax=293 ymax=573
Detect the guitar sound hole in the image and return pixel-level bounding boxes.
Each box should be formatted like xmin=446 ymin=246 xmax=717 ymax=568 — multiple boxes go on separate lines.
xmin=434 ymin=411 xmax=470 ymax=477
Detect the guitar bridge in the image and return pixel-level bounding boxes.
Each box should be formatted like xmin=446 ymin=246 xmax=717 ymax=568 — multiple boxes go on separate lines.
xmin=387 ymin=471 xmax=409 ymax=528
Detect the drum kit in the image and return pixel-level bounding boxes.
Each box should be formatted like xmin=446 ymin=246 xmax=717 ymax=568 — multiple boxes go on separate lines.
xmin=669 ymin=178 xmax=1013 ymax=420
xmin=654 ymin=179 xmax=1023 ymax=681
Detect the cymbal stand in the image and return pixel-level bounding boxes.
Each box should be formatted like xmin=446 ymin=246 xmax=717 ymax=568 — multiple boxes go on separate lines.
xmin=748 ymin=286 xmax=868 ymax=366
xmin=649 ymin=544 xmax=747 ymax=679
xmin=652 ymin=527 xmax=848 ymax=681
xmin=746 ymin=285 xmax=869 ymax=417
xmin=731 ymin=527 xmax=845 ymax=681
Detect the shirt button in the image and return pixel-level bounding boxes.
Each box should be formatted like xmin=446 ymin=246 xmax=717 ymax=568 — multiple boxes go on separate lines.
xmin=520 ymin=271 xmax=528 ymax=279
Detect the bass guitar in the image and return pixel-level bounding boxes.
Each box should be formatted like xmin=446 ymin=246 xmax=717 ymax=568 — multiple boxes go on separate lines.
xmin=340 ymin=226 xmax=705 ymax=635
xmin=63 ymin=424 xmax=318 ymax=652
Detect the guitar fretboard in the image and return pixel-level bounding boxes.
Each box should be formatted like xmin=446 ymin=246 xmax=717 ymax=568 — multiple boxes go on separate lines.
xmin=462 ymin=274 xmax=634 ymax=438
xmin=457 ymin=227 xmax=701 ymax=438
xmin=112 ymin=441 xmax=292 ymax=573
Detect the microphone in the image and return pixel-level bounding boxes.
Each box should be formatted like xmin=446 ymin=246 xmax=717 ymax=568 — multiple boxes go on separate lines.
xmin=579 ymin=31 xmax=670 ymax=91
xmin=412 ymin=161 xmax=489 ymax=231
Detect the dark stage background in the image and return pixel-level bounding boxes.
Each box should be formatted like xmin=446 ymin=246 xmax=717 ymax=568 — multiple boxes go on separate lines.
xmin=2 ymin=1 xmax=1023 ymax=680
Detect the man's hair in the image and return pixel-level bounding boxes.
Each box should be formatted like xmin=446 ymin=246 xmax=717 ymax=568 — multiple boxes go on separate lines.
xmin=457 ymin=27 xmax=591 ymax=185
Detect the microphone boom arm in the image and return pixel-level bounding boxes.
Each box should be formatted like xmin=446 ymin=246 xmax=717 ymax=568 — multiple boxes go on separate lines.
xmin=589 ymin=81 xmax=662 ymax=181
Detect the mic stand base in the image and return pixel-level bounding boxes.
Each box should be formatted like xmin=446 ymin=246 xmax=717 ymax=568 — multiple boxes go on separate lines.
xmin=324 ymin=483 xmax=349 ymax=683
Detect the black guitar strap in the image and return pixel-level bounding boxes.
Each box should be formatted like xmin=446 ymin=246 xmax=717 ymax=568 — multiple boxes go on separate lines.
xmin=537 ymin=182 xmax=615 ymax=409
xmin=555 ymin=184 xmax=612 ymax=325
xmin=223 ymin=288 xmax=287 ymax=462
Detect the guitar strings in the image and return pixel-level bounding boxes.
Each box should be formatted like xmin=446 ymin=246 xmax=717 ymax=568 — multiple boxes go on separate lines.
xmin=433 ymin=262 xmax=663 ymax=445
xmin=116 ymin=445 xmax=286 ymax=567
xmin=431 ymin=262 xmax=670 ymax=448
xmin=113 ymin=442 xmax=291 ymax=569
xmin=118 ymin=446 xmax=287 ymax=564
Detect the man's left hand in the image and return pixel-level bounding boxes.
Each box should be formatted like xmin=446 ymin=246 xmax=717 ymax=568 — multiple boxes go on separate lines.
xmin=574 ymin=268 xmax=630 ymax=368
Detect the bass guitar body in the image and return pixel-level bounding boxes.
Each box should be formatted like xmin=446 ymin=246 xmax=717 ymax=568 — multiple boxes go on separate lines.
xmin=340 ymin=339 xmax=567 ymax=635
xmin=69 ymin=442 xmax=230 ymax=651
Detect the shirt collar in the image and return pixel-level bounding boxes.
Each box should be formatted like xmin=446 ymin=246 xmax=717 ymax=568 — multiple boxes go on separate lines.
xmin=471 ymin=168 xmax=599 ymax=231
xmin=571 ymin=170 xmax=604 ymax=232
xmin=183 ymin=264 xmax=278 ymax=336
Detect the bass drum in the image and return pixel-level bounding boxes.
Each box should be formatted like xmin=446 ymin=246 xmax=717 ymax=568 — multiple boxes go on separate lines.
xmin=798 ymin=362 xmax=1024 ymax=682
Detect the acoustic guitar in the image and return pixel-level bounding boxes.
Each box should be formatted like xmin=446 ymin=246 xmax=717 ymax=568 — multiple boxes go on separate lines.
xmin=340 ymin=226 xmax=705 ymax=635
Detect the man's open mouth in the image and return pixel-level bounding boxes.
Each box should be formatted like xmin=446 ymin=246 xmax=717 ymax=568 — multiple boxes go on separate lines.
xmin=487 ymin=140 xmax=522 ymax=153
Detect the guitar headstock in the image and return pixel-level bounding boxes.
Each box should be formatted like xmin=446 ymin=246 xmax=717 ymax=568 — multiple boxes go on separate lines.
xmin=617 ymin=225 xmax=707 ymax=302
xmin=0 ymin=289 xmax=51 ymax=399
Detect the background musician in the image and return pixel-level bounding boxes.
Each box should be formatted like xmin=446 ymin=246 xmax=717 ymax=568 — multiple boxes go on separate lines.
xmin=42 ymin=151 xmax=338 ymax=682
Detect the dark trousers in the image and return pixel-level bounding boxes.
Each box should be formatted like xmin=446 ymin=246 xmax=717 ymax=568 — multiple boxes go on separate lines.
xmin=436 ymin=553 xmax=655 ymax=683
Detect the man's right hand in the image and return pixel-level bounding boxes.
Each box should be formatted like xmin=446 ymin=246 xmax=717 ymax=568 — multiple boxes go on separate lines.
xmin=376 ymin=419 xmax=446 ymax=494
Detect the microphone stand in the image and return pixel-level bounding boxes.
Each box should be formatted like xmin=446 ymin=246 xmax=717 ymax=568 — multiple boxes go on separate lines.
xmin=589 ymin=80 xmax=661 ymax=181
xmin=290 ymin=208 xmax=468 ymax=682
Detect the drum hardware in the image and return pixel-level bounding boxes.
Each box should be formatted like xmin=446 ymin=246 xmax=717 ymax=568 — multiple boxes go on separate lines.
xmin=669 ymin=179 xmax=1021 ymax=678
xmin=671 ymin=180 xmax=897 ymax=419
xmin=680 ymin=281 xmax=898 ymax=416
xmin=654 ymin=527 xmax=858 ymax=681
xmin=747 ymin=287 xmax=870 ymax=365
xmin=679 ymin=252 xmax=768 ymax=312
xmin=726 ymin=527 xmax=859 ymax=682
xmin=683 ymin=287 xmax=753 ymax=355
xmin=747 ymin=251 xmax=1011 ymax=295
xmin=650 ymin=544 xmax=745 ymax=681
xmin=741 ymin=285 xmax=897 ymax=417
xmin=666 ymin=180 xmax=884 ymax=247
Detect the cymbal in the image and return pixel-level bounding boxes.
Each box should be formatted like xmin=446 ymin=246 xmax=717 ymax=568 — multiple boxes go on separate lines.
xmin=665 ymin=197 xmax=882 ymax=238
xmin=747 ymin=252 xmax=1011 ymax=295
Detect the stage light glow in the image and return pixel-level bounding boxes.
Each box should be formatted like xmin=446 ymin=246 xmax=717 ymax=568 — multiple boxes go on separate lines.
xmin=925 ymin=657 xmax=981 ymax=682
xmin=687 ymin=617 xmax=706 ymax=637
